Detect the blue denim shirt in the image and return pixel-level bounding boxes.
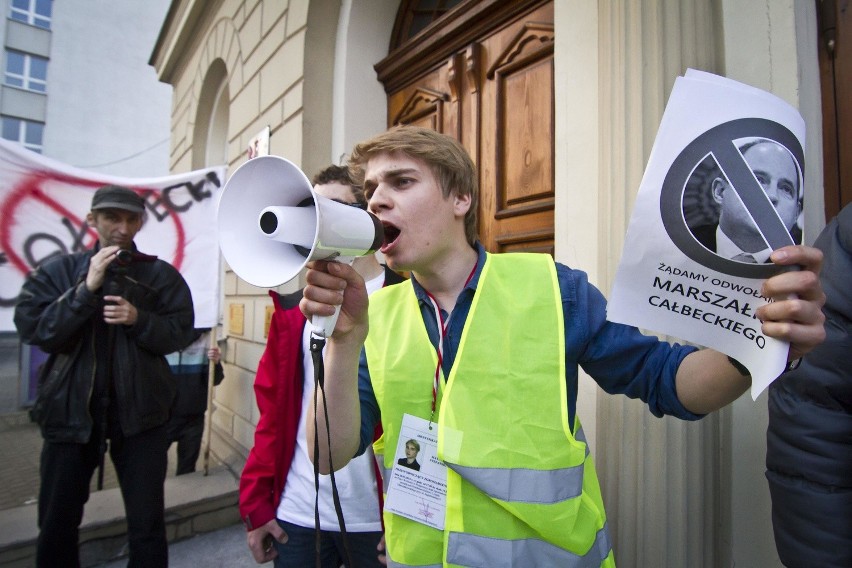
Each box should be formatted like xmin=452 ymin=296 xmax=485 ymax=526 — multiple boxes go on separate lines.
xmin=357 ymin=243 xmax=701 ymax=455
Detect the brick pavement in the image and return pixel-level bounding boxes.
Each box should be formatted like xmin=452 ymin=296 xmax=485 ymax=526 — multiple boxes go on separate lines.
xmin=0 ymin=412 xmax=44 ymax=510
xmin=0 ymin=412 xmax=243 ymax=568
xmin=0 ymin=411 xmax=181 ymax=511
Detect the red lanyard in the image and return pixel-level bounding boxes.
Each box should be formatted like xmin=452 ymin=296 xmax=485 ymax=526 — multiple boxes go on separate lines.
xmin=423 ymin=259 xmax=477 ymax=423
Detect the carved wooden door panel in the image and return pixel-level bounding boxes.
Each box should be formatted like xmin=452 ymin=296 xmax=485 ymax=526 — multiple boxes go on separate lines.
xmin=377 ymin=0 xmax=555 ymax=255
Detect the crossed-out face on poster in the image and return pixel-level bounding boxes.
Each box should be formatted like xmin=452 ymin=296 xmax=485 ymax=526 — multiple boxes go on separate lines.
xmin=607 ymin=69 xmax=806 ymax=398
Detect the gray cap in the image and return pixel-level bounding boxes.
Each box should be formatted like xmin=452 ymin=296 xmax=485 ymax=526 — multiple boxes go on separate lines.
xmin=91 ymin=185 xmax=145 ymax=213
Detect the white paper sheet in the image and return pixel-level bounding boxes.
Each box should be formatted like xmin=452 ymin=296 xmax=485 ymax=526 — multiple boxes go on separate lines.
xmin=607 ymin=70 xmax=806 ymax=399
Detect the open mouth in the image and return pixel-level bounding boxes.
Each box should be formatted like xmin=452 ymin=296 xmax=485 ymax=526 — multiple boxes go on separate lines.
xmin=382 ymin=222 xmax=401 ymax=248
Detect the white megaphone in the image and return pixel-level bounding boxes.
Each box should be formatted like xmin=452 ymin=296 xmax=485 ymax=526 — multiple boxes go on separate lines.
xmin=217 ymin=155 xmax=383 ymax=338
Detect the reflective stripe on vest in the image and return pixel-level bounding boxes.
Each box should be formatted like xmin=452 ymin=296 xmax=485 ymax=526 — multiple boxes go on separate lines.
xmin=444 ymin=425 xmax=591 ymax=505
xmin=387 ymin=522 xmax=612 ymax=568
xmin=446 ymin=522 xmax=613 ymax=568
xmin=367 ymin=253 xmax=613 ymax=567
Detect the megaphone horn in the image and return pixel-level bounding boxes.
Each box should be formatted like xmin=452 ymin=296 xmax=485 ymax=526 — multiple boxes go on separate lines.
xmin=217 ymin=155 xmax=383 ymax=337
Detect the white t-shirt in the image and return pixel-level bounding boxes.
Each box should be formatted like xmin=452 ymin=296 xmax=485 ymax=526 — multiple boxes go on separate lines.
xmin=276 ymin=271 xmax=385 ymax=532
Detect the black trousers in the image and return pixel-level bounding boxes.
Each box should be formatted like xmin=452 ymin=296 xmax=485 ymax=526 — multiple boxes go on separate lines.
xmin=166 ymin=413 xmax=204 ymax=475
xmin=36 ymin=424 xmax=169 ymax=568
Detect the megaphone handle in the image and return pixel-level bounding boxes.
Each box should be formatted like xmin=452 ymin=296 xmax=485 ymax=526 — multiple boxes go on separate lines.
xmin=310 ymin=256 xmax=355 ymax=338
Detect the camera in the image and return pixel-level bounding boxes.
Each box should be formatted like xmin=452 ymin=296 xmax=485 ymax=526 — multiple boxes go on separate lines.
xmin=115 ymin=249 xmax=133 ymax=266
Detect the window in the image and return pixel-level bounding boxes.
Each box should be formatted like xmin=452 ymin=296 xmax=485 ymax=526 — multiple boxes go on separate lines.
xmin=9 ymin=0 xmax=52 ymax=30
xmin=391 ymin=0 xmax=464 ymax=48
xmin=2 ymin=116 xmax=44 ymax=152
xmin=4 ymin=50 xmax=48 ymax=92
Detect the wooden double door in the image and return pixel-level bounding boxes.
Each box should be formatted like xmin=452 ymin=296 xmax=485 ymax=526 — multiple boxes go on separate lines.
xmin=376 ymin=0 xmax=555 ymax=255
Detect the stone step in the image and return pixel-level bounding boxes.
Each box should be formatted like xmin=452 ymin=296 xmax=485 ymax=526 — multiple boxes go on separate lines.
xmin=0 ymin=465 xmax=240 ymax=568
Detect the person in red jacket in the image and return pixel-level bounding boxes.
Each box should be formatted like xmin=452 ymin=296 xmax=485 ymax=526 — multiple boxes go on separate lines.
xmin=238 ymin=165 xmax=404 ymax=567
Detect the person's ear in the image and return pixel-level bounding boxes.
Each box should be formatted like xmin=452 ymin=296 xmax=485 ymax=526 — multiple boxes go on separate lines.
xmin=86 ymin=212 xmax=96 ymax=227
xmin=711 ymin=178 xmax=726 ymax=205
xmin=453 ymin=190 xmax=472 ymax=217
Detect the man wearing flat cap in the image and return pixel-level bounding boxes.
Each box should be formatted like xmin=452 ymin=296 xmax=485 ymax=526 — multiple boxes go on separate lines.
xmin=14 ymin=185 xmax=196 ymax=567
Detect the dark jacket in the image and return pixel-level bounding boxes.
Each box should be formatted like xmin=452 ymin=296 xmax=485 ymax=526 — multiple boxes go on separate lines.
xmin=14 ymin=244 xmax=195 ymax=443
xmin=766 ymin=203 xmax=852 ymax=567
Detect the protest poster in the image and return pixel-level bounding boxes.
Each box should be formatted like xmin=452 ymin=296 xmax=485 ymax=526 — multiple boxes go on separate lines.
xmin=607 ymin=70 xmax=806 ymax=398
xmin=0 ymin=138 xmax=226 ymax=331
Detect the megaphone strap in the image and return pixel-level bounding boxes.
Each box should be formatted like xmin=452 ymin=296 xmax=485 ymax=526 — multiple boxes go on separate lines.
xmin=310 ymin=335 xmax=356 ymax=567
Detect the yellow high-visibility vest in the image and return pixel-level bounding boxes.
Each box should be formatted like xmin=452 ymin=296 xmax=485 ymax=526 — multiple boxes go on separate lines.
xmin=367 ymin=253 xmax=614 ymax=567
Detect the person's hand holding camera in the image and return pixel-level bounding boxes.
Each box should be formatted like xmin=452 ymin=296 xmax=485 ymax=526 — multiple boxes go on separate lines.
xmin=87 ymin=246 xmax=138 ymax=325
xmin=103 ymin=295 xmax=138 ymax=326
xmin=85 ymin=245 xmax=123 ymax=292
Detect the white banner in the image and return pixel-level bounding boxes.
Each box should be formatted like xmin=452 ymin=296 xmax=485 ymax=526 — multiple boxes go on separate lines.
xmin=607 ymin=70 xmax=806 ymax=399
xmin=0 ymin=139 xmax=226 ymax=332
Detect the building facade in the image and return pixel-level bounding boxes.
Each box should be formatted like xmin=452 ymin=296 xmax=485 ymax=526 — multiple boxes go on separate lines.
xmin=0 ymin=0 xmax=173 ymax=175
xmin=151 ymin=1 xmax=826 ymax=566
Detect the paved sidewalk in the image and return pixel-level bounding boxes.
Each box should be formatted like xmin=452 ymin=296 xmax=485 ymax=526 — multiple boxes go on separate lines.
xmin=0 ymin=412 xmax=41 ymax=510
xmin=0 ymin=411 xmax=124 ymax=511
xmin=0 ymin=411 xmax=260 ymax=567
xmin=95 ymin=522 xmax=268 ymax=568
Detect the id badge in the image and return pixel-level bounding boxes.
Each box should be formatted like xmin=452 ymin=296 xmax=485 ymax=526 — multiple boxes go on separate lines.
xmin=383 ymin=413 xmax=448 ymax=530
